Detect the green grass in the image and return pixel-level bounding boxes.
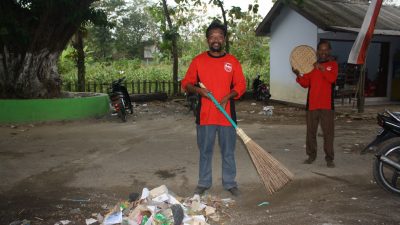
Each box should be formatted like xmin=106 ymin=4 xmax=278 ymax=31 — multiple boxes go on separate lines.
xmin=60 ymin=60 xmax=269 ymax=85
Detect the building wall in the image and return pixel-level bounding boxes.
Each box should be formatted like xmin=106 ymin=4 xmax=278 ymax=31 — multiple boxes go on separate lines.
xmin=270 ymin=8 xmax=318 ymax=104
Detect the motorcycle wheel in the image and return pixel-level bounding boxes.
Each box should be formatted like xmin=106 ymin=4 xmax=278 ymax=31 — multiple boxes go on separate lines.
xmin=373 ymin=137 xmax=400 ymax=196
xmin=118 ymin=98 xmax=127 ymax=122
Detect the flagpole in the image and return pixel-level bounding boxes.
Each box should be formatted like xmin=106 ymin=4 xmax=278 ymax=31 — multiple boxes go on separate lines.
xmin=357 ymin=64 xmax=366 ymax=113
xmin=347 ymin=0 xmax=382 ymax=113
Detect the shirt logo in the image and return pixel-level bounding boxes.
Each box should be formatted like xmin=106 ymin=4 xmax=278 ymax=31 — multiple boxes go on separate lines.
xmin=224 ymin=63 xmax=232 ymax=72
xmin=327 ymin=66 xmax=332 ymax=71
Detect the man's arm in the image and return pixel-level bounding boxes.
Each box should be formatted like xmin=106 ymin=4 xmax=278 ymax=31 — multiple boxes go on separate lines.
xmin=220 ymin=90 xmax=238 ymax=109
xmin=185 ymin=83 xmax=209 ymax=99
xmin=321 ymin=62 xmax=338 ymax=83
xmin=293 ymin=67 xmax=310 ymax=88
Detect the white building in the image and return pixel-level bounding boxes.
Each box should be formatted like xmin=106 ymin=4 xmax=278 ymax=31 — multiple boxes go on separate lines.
xmin=256 ymin=0 xmax=400 ymax=105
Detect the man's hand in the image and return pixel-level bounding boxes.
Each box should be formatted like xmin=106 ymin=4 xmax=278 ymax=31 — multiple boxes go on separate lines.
xmin=186 ymin=83 xmax=210 ymax=99
xmin=220 ymin=91 xmax=238 ymax=109
xmin=313 ymin=62 xmax=325 ymax=72
xmin=220 ymin=96 xmax=229 ymax=109
xmin=196 ymin=87 xmax=210 ymax=99
xmin=292 ymin=67 xmax=300 ymax=77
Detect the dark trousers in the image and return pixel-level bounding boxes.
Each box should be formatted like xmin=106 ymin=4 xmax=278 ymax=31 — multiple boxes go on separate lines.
xmin=306 ymin=110 xmax=335 ymax=162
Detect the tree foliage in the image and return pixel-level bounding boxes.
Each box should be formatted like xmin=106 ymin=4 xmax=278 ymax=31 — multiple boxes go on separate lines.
xmin=86 ymin=0 xmax=157 ymax=60
xmin=60 ymin=0 xmax=270 ymax=87
xmin=0 ymin=0 xmax=101 ymax=98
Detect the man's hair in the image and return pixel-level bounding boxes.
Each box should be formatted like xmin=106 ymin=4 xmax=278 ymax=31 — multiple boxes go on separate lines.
xmin=318 ymin=40 xmax=331 ymax=50
xmin=206 ymin=20 xmax=227 ymax=38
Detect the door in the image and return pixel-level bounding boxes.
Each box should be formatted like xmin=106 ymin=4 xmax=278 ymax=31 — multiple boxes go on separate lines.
xmin=375 ymin=42 xmax=389 ymax=97
xmin=392 ymin=57 xmax=400 ymax=100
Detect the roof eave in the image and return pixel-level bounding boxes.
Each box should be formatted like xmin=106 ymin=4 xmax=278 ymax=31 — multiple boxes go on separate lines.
xmin=328 ymin=26 xmax=400 ymax=36
xmin=255 ymin=0 xmax=284 ymax=36
xmin=255 ymin=0 xmax=330 ymax=37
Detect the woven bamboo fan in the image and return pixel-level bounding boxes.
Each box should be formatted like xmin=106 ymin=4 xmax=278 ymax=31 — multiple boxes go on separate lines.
xmin=290 ymin=45 xmax=317 ymax=74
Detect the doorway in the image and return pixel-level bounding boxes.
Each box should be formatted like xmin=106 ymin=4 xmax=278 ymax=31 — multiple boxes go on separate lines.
xmin=329 ymin=40 xmax=390 ymax=97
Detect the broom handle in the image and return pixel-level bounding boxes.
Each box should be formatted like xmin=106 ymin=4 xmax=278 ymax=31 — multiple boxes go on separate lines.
xmin=198 ymin=82 xmax=238 ymax=129
xmin=198 ymin=83 xmax=251 ymax=143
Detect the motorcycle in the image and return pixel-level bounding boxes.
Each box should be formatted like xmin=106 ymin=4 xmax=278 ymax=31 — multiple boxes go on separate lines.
xmin=364 ymin=110 xmax=400 ymax=196
xmin=363 ymin=110 xmax=400 ymax=153
xmin=109 ymin=77 xmax=133 ymax=122
xmin=252 ymin=75 xmax=271 ymax=103
xmin=186 ymin=92 xmax=199 ymax=116
xmin=255 ymin=83 xmax=272 ymax=103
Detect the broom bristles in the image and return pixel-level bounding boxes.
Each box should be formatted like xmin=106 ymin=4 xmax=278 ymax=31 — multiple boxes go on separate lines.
xmin=246 ymin=140 xmax=294 ymax=194
xmin=236 ymin=128 xmax=294 ymax=194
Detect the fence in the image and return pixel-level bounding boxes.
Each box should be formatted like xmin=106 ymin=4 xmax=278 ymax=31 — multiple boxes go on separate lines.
xmin=62 ymin=79 xmax=254 ymax=95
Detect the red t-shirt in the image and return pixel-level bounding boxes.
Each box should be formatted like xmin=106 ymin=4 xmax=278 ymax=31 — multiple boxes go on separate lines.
xmin=181 ymin=52 xmax=246 ymax=126
xmin=296 ymin=61 xmax=338 ymax=110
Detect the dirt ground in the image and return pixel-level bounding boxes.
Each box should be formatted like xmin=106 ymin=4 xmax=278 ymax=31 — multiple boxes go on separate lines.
xmin=1 ymin=99 xmax=400 ymax=225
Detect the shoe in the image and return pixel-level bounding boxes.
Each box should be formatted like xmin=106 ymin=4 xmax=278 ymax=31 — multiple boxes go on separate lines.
xmin=228 ymin=187 xmax=241 ymax=197
xmin=327 ymin=161 xmax=335 ymax=168
xmin=303 ymin=158 xmax=315 ymax=164
xmin=194 ymin=186 xmax=208 ymax=195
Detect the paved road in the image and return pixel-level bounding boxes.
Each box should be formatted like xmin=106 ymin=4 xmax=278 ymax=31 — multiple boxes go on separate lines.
xmin=1 ymin=100 xmax=399 ymax=224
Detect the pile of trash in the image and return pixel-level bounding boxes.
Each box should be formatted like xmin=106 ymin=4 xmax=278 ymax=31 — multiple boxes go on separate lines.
xmin=260 ymin=106 xmax=274 ymax=116
xmin=86 ymin=185 xmax=234 ymax=225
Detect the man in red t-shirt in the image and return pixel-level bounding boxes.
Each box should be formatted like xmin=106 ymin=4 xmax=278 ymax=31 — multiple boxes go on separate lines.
xmin=181 ymin=21 xmax=246 ymax=196
xmin=293 ymin=40 xmax=338 ymax=168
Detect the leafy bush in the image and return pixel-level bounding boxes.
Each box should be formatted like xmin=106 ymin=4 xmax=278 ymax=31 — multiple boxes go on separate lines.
xmin=59 ymin=59 xmax=269 ymax=86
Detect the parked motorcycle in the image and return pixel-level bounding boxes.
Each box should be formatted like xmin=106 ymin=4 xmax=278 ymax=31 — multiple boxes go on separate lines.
xmin=109 ymin=77 xmax=133 ymax=122
xmin=255 ymin=83 xmax=271 ymax=103
xmin=363 ymin=110 xmax=400 ymax=153
xmin=186 ymin=92 xmax=199 ymax=116
xmin=364 ymin=110 xmax=400 ymax=196
xmin=252 ymin=75 xmax=271 ymax=103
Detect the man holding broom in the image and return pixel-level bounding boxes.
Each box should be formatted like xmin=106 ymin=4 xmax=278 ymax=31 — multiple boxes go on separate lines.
xmin=181 ymin=20 xmax=246 ymax=196
xmin=292 ymin=40 xmax=338 ymax=168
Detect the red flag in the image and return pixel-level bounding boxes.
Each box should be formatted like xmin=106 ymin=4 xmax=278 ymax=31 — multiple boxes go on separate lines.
xmin=348 ymin=0 xmax=383 ymax=65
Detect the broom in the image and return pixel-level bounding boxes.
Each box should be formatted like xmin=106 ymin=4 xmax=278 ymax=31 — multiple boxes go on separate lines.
xmin=199 ymin=83 xmax=294 ymax=194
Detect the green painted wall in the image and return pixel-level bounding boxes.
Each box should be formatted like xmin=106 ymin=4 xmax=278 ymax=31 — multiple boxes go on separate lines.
xmin=0 ymin=94 xmax=110 ymax=123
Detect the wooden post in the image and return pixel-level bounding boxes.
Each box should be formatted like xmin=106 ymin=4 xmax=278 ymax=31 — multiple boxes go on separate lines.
xmin=357 ymin=64 xmax=366 ymax=113
xmin=149 ymin=81 xmax=152 ymax=93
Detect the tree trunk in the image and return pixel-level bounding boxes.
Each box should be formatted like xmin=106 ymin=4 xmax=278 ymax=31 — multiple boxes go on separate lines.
xmin=172 ymin=37 xmax=179 ymax=95
xmin=72 ymin=29 xmax=86 ymax=92
xmin=217 ymin=0 xmax=229 ymax=53
xmin=0 ymin=0 xmax=95 ymax=99
xmin=161 ymin=0 xmax=179 ymax=95
xmin=0 ymin=47 xmax=61 ymax=98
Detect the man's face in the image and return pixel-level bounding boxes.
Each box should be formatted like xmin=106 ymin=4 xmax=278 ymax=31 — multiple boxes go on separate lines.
xmin=207 ymin=28 xmax=225 ymax=52
xmin=317 ymin=43 xmax=331 ymax=62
